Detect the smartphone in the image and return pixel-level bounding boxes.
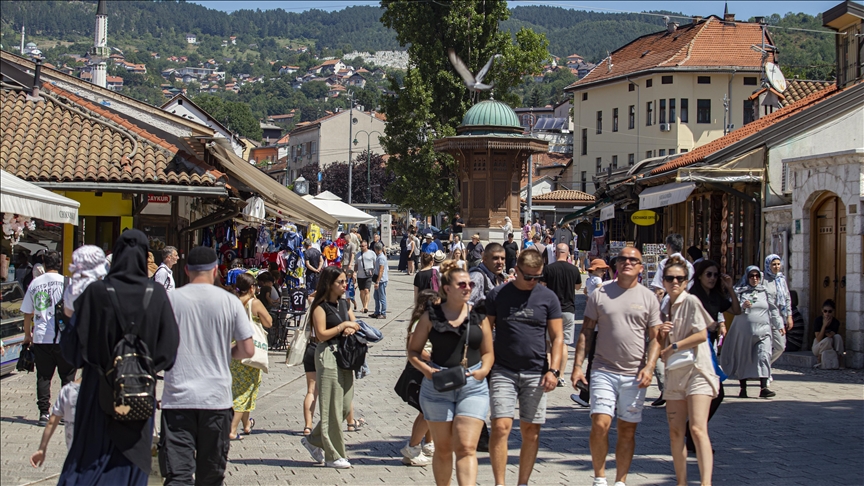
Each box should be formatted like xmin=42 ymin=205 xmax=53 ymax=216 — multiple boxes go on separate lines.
xmin=575 ymin=380 xmax=589 ymax=394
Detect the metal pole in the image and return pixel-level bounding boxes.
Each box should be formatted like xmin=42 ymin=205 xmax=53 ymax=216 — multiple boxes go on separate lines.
xmin=348 ymin=91 xmax=354 ymax=203
xmin=367 ymin=137 xmax=372 ymax=204
xmin=526 ymin=112 xmax=535 ymax=224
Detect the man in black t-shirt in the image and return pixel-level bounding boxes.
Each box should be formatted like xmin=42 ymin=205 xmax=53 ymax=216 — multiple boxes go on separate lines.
xmin=502 ymin=233 xmax=519 ymax=272
xmin=303 ymin=240 xmax=323 ymax=298
xmin=485 ymin=250 xmax=563 ymax=486
xmin=542 ymin=243 xmax=582 ymax=384
xmin=450 ymin=213 xmax=465 ymax=241
xmin=465 ymin=233 xmax=484 ymax=269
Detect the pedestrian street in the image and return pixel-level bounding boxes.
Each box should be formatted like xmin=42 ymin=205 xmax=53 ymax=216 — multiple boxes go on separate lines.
xmin=2 ymin=265 xmax=862 ymax=486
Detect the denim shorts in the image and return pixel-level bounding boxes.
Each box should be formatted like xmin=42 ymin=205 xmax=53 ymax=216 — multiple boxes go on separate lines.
xmin=589 ymin=369 xmax=647 ymax=423
xmin=419 ymin=362 xmax=489 ymax=422
xmin=489 ymin=366 xmax=547 ymax=424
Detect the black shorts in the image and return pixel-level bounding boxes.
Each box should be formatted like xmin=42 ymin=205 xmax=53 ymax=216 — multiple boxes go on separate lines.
xmin=303 ymin=341 xmax=317 ymax=373
xmin=357 ymin=277 xmax=373 ymax=290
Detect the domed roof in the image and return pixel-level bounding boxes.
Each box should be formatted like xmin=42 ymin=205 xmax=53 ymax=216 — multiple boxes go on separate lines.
xmin=461 ymin=99 xmax=520 ymax=129
xmin=26 ymin=42 xmax=37 ymax=47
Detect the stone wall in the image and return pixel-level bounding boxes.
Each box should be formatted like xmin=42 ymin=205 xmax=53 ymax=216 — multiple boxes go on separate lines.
xmin=788 ymin=149 xmax=864 ymax=368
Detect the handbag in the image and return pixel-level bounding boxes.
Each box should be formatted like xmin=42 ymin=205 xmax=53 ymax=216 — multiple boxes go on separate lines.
xmin=431 ymin=318 xmax=471 ymax=392
xmin=666 ymin=348 xmax=695 ymax=371
xmin=394 ymin=362 xmax=425 ymax=412
xmin=16 ymin=343 xmax=35 ymax=373
xmin=241 ymin=299 xmax=270 ymax=373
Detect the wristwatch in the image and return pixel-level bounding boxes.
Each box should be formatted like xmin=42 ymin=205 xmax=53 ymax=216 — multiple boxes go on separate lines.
xmin=549 ymin=369 xmax=561 ymax=378
xmin=672 ymin=342 xmax=679 ymax=351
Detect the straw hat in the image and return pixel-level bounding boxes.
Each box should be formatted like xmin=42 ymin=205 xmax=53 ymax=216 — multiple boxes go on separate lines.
xmin=433 ymin=250 xmax=446 ymax=263
xmin=587 ymin=258 xmax=610 ymax=271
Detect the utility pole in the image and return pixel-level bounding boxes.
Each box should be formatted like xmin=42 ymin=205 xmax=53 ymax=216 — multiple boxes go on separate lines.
xmin=353 ymin=130 xmax=382 ymax=204
xmin=347 ymin=90 xmax=354 ymax=203
xmin=526 ymin=110 xmax=536 ymax=225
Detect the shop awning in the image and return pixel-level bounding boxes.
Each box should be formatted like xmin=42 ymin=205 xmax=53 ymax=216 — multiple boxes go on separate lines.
xmin=676 ymin=147 xmax=765 ymax=184
xmin=304 ymin=191 xmax=376 ymax=224
xmin=0 ymin=170 xmax=80 ymax=225
xmin=638 ymin=182 xmax=696 ymax=210
xmin=558 ymin=198 xmax=609 ymax=226
xmin=209 ymin=141 xmax=338 ymax=231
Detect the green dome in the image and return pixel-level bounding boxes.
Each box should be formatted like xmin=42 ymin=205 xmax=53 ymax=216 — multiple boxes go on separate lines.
xmin=461 ymin=100 xmax=520 ymax=129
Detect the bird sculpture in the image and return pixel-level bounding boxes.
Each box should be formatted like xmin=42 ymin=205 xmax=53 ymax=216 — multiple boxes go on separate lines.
xmin=448 ymin=48 xmax=502 ymax=93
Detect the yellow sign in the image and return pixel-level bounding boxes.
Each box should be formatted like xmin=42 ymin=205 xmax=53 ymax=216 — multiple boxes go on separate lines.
xmin=631 ymin=210 xmax=658 ymax=226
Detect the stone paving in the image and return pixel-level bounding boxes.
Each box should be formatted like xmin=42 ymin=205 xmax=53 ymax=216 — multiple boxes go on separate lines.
xmin=2 ymin=264 xmax=863 ymax=485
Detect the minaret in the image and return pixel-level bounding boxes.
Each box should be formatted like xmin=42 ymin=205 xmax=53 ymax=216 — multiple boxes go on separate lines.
xmin=90 ymin=0 xmax=108 ymax=88
xmin=92 ymin=0 xmax=109 ymax=57
xmin=20 ymin=25 xmax=24 ymax=55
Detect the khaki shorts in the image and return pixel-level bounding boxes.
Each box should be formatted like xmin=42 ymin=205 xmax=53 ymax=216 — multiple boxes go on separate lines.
xmin=663 ymin=367 xmax=717 ymax=401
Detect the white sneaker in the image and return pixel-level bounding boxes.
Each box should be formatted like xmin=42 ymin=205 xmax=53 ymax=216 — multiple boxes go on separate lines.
xmin=301 ymin=437 xmax=324 ymax=464
xmin=614 ymin=482 xmax=626 ymax=486
xmin=401 ymin=443 xmax=431 ymax=466
xmin=421 ymin=441 xmax=435 ymax=456
xmin=571 ymin=393 xmax=589 ymax=407
xmin=592 ymin=478 xmax=608 ymax=486
xmin=326 ymin=457 xmax=352 ymax=469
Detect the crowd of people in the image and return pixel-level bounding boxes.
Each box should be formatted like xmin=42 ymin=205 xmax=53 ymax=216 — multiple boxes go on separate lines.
xmin=12 ymin=216 xmax=846 ymax=485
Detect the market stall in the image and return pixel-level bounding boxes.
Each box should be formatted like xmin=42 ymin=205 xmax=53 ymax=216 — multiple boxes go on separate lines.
xmin=302 ymin=191 xmax=377 ymax=225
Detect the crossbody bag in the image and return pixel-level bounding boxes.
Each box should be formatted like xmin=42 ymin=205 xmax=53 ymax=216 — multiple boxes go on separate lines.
xmin=431 ymin=316 xmax=471 ymax=392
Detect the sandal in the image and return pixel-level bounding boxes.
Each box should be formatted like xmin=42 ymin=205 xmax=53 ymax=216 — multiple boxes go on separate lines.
xmin=229 ymin=434 xmax=243 ymax=441
xmin=302 ymin=426 xmax=312 ymax=436
xmin=243 ymin=418 xmax=255 ymax=435
xmin=347 ymin=418 xmax=367 ymax=432
xmin=362 ymin=308 xmax=369 ymax=314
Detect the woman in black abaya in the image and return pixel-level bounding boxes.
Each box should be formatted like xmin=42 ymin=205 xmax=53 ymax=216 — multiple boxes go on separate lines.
xmin=59 ymin=229 xmax=179 ymax=485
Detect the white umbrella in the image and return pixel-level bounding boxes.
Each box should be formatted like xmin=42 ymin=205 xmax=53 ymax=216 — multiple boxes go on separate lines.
xmin=306 ymin=191 xmax=376 ymax=224
xmin=0 ymin=170 xmax=79 ymax=225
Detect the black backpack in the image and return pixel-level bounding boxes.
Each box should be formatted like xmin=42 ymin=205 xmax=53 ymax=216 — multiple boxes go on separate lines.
xmin=100 ymin=281 xmax=156 ymax=422
xmin=52 ymin=277 xmax=71 ymax=344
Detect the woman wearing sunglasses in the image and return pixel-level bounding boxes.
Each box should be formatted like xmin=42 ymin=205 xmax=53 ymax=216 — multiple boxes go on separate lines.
xmin=720 ymin=266 xmax=775 ymax=398
xmin=656 ymin=256 xmax=719 ymax=486
xmin=684 ymin=259 xmax=741 ymax=452
xmin=408 ymin=266 xmax=494 ymax=486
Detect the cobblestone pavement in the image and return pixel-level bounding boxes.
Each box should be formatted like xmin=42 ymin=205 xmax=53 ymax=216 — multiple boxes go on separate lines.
xmin=3 ymin=264 xmax=863 ymax=485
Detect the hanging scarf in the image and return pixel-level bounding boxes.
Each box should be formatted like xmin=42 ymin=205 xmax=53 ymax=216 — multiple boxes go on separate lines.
xmin=63 ymin=245 xmax=108 ymax=312
xmin=763 ymin=253 xmax=790 ymax=318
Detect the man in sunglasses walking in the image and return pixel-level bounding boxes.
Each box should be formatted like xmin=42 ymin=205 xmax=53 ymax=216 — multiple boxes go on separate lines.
xmin=485 ymin=250 xmax=564 ymax=486
xmin=571 ymin=247 xmax=662 ymax=486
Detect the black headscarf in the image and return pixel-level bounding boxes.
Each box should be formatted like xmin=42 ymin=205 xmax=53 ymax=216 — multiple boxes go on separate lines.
xmin=70 ymin=229 xmax=179 ymax=472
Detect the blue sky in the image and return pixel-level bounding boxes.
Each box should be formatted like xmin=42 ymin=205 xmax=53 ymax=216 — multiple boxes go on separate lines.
xmin=190 ymin=1 xmax=838 ymax=19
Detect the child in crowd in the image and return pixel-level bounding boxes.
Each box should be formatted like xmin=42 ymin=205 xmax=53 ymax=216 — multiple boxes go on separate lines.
xmin=584 ymin=258 xmax=609 ymax=295
xmin=30 ymin=377 xmax=81 ymax=467
xmin=345 ymin=269 xmax=357 ymax=310
xmin=506 ymin=268 xmax=516 ymax=283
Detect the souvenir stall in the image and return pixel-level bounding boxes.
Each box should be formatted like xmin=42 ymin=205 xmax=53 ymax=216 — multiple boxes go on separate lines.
xmin=0 ymin=170 xmax=80 ymax=374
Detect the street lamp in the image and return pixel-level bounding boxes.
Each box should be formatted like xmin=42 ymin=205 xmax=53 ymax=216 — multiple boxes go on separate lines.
xmin=293 ymin=175 xmax=309 ymax=196
xmin=353 ymin=130 xmax=382 ymax=204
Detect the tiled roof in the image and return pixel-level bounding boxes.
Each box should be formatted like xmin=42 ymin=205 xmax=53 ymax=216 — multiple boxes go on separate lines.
xmin=781 ymin=79 xmax=833 ymax=107
xmin=648 ymin=83 xmax=841 ymax=175
xmin=0 ymin=86 xmax=220 ymax=186
xmin=531 ymin=190 xmax=595 ymax=202
xmin=567 ymin=16 xmax=770 ymax=89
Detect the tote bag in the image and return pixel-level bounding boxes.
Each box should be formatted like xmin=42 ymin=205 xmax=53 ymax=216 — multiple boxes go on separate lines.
xmin=286 ymin=310 xmax=312 ymax=367
xmin=241 ymin=299 xmax=270 ymax=373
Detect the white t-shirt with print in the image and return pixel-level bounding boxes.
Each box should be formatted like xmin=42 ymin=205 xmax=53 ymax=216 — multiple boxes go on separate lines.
xmin=20 ymin=273 xmax=65 ymax=344
xmin=51 ymin=381 xmax=80 ymax=450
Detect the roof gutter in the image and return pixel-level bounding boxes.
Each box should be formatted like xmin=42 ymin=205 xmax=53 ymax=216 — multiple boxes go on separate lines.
xmin=565 ymin=67 xmax=759 ymax=92
xmin=32 ymin=181 xmax=229 ymax=197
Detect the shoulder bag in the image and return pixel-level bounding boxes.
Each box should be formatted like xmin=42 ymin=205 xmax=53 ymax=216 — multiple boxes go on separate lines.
xmin=285 ymin=312 xmax=311 ymax=367
xmin=432 ymin=314 xmax=471 ymax=392
xmin=241 ymin=299 xmax=270 ymax=373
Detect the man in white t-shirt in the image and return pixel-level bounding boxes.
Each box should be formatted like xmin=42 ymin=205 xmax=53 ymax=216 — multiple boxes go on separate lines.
xmin=154 ymin=246 xmax=179 ymax=292
xmin=160 ymin=246 xmax=254 ymax=485
xmin=21 ymin=251 xmax=76 ymax=426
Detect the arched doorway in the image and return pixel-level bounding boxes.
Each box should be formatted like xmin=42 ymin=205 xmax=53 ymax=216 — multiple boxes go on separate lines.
xmin=811 ymin=193 xmax=846 ymax=342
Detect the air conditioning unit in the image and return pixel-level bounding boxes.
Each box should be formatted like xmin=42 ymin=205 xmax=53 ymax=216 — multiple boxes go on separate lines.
xmin=659 ymin=123 xmax=671 ymax=132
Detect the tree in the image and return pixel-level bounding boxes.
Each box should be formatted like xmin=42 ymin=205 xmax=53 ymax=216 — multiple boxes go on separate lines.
xmin=379 ymin=0 xmax=549 ymax=215
xmin=297 ymin=152 xmax=394 ymax=204
xmin=192 ymin=94 xmax=262 ymax=140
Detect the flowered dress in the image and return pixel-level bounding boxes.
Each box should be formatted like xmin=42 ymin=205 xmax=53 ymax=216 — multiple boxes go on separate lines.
xmin=231 ymin=299 xmax=263 ymax=412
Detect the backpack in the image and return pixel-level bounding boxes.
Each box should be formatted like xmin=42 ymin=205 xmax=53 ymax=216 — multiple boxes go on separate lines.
xmin=52 ymin=277 xmax=71 ymax=344
xmin=100 ymin=281 xmax=157 ymax=422
xmin=431 ymin=268 xmax=440 ymax=292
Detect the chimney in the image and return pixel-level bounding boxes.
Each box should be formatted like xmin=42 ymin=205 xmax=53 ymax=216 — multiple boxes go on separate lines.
xmin=693 ymin=16 xmax=703 ymax=23
xmin=724 ymin=12 xmax=735 ymax=22
xmin=754 ymin=16 xmax=766 ymax=25
xmin=667 ymin=22 xmax=678 ymax=33
xmin=28 ymin=57 xmax=44 ymax=101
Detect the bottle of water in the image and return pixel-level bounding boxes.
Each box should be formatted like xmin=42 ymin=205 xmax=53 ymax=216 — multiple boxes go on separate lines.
xmin=7 ymin=262 xmax=15 ymax=283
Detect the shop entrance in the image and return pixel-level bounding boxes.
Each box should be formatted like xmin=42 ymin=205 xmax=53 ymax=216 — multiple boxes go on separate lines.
xmin=811 ymin=193 xmax=846 ymax=340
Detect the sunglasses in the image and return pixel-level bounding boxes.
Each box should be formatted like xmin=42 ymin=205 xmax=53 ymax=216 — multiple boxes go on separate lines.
xmin=663 ymin=275 xmax=687 ymax=283
xmin=704 ymin=271 xmax=718 ymax=278
xmin=617 ymin=257 xmax=642 ymax=265
xmin=335 ymin=280 xmax=347 ymax=286
xmin=455 ymin=281 xmax=477 ymax=290
xmin=823 ymin=309 xmax=834 ymax=314
xmin=518 ymin=266 xmax=544 ymax=281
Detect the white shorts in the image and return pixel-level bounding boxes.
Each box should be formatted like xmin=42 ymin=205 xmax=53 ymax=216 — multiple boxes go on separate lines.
xmin=589 ymin=369 xmax=647 ymax=423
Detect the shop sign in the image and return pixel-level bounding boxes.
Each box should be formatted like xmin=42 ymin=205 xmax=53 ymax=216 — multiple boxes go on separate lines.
xmin=599 ymin=204 xmax=615 ymax=222
xmin=148 ymin=195 xmax=171 ymax=204
xmin=631 ymin=210 xmax=658 ymax=226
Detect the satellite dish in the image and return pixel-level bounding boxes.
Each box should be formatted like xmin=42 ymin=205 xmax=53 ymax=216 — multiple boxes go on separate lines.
xmin=764 ymin=62 xmax=787 ymax=92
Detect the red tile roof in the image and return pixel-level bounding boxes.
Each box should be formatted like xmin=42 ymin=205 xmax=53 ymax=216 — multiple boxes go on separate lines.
xmin=530 ymin=190 xmax=594 ymax=202
xmin=648 ymin=83 xmax=841 ymax=175
xmin=568 ymin=16 xmax=771 ymax=90
xmin=1 ymin=86 xmax=222 ymax=186
xmin=781 ymin=79 xmax=833 ymax=106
